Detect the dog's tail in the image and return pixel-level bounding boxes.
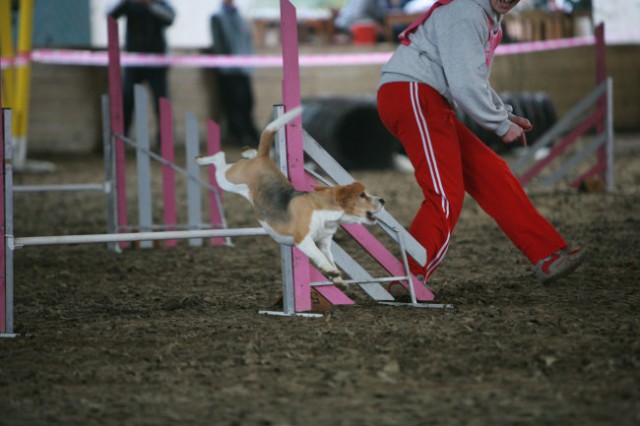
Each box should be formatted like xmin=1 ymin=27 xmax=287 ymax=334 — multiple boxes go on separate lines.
xmin=256 ymin=106 xmax=303 ymax=158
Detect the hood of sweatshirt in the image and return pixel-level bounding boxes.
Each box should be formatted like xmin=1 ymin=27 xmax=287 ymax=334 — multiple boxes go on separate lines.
xmin=471 ymin=0 xmax=502 ymax=29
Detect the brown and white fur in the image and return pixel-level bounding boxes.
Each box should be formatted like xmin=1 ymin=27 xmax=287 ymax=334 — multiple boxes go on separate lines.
xmin=196 ymin=106 xmax=385 ymax=285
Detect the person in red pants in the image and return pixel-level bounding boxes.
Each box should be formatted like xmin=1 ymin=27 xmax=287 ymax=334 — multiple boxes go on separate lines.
xmin=377 ymin=0 xmax=585 ymax=290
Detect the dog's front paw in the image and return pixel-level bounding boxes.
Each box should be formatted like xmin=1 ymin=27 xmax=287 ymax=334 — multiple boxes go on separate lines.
xmin=328 ymin=273 xmax=347 ymax=291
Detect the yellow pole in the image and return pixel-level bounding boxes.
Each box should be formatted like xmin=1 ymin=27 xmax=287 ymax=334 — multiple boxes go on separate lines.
xmin=0 ymin=0 xmax=16 ymax=108
xmin=13 ymin=0 xmax=34 ymax=168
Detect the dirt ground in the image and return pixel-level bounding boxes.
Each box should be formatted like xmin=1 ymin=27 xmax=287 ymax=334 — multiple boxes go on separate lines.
xmin=1 ymin=135 xmax=639 ymax=426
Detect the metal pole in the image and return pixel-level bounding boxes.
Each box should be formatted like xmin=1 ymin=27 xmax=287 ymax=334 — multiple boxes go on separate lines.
xmin=605 ymin=77 xmax=615 ymax=192
xmin=275 ymin=105 xmax=295 ymax=315
xmin=13 ymin=183 xmax=106 ymax=193
xmin=14 ymin=227 xmax=268 ymax=248
xmin=101 ymin=94 xmax=118 ymax=252
xmin=2 ymin=109 xmax=16 ymax=336
xmin=159 ymin=98 xmax=177 ymax=247
xmin=185 ymin=112 xmax=203 ymax=247
xmin=0 ymin=107 xmax=6 ymax=336
xmin=134 ymin=85 xmax=153 ymax=248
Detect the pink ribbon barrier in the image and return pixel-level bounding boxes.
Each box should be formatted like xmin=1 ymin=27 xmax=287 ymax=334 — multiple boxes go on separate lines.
xmin=3 ymin=31 xmax=637 ymax=70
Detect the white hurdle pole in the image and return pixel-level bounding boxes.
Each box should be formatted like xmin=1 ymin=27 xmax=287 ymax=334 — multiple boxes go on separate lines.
xmin=13 ymin=228 xmax=268 ymax=248
xmin=13 ymin=183 xmax=107 ymax=193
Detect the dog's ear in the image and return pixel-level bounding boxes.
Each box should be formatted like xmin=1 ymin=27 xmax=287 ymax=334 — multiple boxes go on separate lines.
xmin=336 ymin=181 xmax=365 ymax=202
xmin=350 ymin=181 xmax=366 ymax=193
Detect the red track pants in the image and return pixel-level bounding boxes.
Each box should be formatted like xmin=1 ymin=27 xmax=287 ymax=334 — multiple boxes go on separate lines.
xmin=377 ymin=82 xmax=567 ymax=279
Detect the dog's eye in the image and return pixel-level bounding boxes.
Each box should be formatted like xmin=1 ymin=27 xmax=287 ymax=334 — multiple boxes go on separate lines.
xmin=360 ymin=192 xmax=366 ymax=198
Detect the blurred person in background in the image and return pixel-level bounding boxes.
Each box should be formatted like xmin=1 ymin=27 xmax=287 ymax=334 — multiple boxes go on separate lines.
xmin=333 ymin=0 xmax=388 ymax=41
xmin=108 ymin=0 xmax=176 ymax=143
xmin=210 ymin=0 xmax=260 ymax=147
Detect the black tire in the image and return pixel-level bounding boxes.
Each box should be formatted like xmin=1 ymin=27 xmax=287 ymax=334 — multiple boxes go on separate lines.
xmin=301 ymin=96 xmax=396 ymax=170
xmin=517 ymin=91 xmax=541 ymax=144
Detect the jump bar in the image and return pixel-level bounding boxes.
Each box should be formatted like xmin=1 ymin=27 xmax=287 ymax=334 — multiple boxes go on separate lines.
xmin=14 ymin=183 xmax=107 ymax=193
xmin=13 ymin=228 xmax=268 ymax=248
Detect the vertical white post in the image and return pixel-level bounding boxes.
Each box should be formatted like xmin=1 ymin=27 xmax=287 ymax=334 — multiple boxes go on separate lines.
xmin=135 ymin=85 xmax=153 ymax=248
xmin=274 ymin=105 xmax=295 ymax=315
xmin=605 ymin=77 xmax=615 ymax=192
xmin=2 ymin=109 xmax=16 ymax=337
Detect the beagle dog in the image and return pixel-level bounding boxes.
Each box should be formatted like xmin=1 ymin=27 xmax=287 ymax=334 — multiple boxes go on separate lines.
xmin=196 ymin=106 xmax=385 ymax=286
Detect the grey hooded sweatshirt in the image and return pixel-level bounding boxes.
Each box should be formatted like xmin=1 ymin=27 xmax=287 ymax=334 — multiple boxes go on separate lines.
xmin=379 ymin=0 xmax=512 ymax=137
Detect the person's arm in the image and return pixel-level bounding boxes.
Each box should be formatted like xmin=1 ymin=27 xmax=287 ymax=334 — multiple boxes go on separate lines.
xmin=148 ymin=0 xmax=176 ymax=26
xmin=490 ymin=88 xmax=509 ymax=113
xmin=437 ymin=17 xmax=512 ymax=137
xmin=490 ymin=88 xmax=532 ymax=145
xmin=210 ymin=15 xmax=231 ymax=55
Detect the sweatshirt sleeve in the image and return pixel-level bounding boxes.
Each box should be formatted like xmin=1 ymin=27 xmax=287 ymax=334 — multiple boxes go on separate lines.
xmin=436 ymin=17 xmax=512 ymax=137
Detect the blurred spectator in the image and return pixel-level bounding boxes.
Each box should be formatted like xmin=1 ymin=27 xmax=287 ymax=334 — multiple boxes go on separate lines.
xmin=334 ymin=0 xmax=387 ymax=39
xmin=385 ymin=0 xmax=416 ymax=40
xmin=210 ymin=0 xmax=260 ymax=147
xmin=515 ymin=0 xmax=591 ymax=12
xmin=107 ymin=0 xmax=176 ymax=142
xmin=386 ymin=0 xmax=411 ymax=11
xmin=546 ymin=0 xmax=573 ymax=12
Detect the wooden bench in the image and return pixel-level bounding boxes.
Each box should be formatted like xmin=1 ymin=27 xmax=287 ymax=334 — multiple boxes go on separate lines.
xmin=252 ymin=9 xmax=336 ymax=47
xmin=383 ymin=11 xmax=423 ymax=42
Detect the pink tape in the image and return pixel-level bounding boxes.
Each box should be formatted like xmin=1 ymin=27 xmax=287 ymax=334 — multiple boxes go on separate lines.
xmin=1 ymin=33 xmax=625 ymax=69
xmin=495 ymin=35 xmax=595 ymax=55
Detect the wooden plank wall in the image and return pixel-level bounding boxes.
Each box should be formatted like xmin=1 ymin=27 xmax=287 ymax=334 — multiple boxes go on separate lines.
xmin=24 ymin=44 xmax=639 ymax=154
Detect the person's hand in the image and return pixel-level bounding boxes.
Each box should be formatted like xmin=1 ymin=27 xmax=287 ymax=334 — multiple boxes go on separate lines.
xmin=502 ymin=115 xmax=532 ymax=146
xmin=510 ymin=114 xmax=533 ymax=132
xmin=501 ymin=122 xmax=527 ymax=146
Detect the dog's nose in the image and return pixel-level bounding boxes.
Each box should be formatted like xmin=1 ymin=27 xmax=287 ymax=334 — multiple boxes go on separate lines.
xmin=379 ymin=198 xmax=385 ymax=205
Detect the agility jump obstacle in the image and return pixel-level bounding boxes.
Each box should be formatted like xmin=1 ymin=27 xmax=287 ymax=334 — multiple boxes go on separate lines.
xmin=240 ymin=1 xmax=437 ymax=315
xmin=1 ymin=3 xmax=614 ymax=336
xmin=105 ymin=17 xmax=230 ymax=251
xmin=0 ymin=0 xmax=441 ymax=336
xmin=103 ymin=10 xmax=430 ymax=312
xmin=101 ymin=89 xmax=230 ymax=250
xmin=513 ymin=23 xmax=615 ymax=192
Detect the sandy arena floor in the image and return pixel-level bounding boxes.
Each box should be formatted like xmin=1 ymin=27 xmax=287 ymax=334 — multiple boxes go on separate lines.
xmin=1 ymin=136 xmax=639 ymax=425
